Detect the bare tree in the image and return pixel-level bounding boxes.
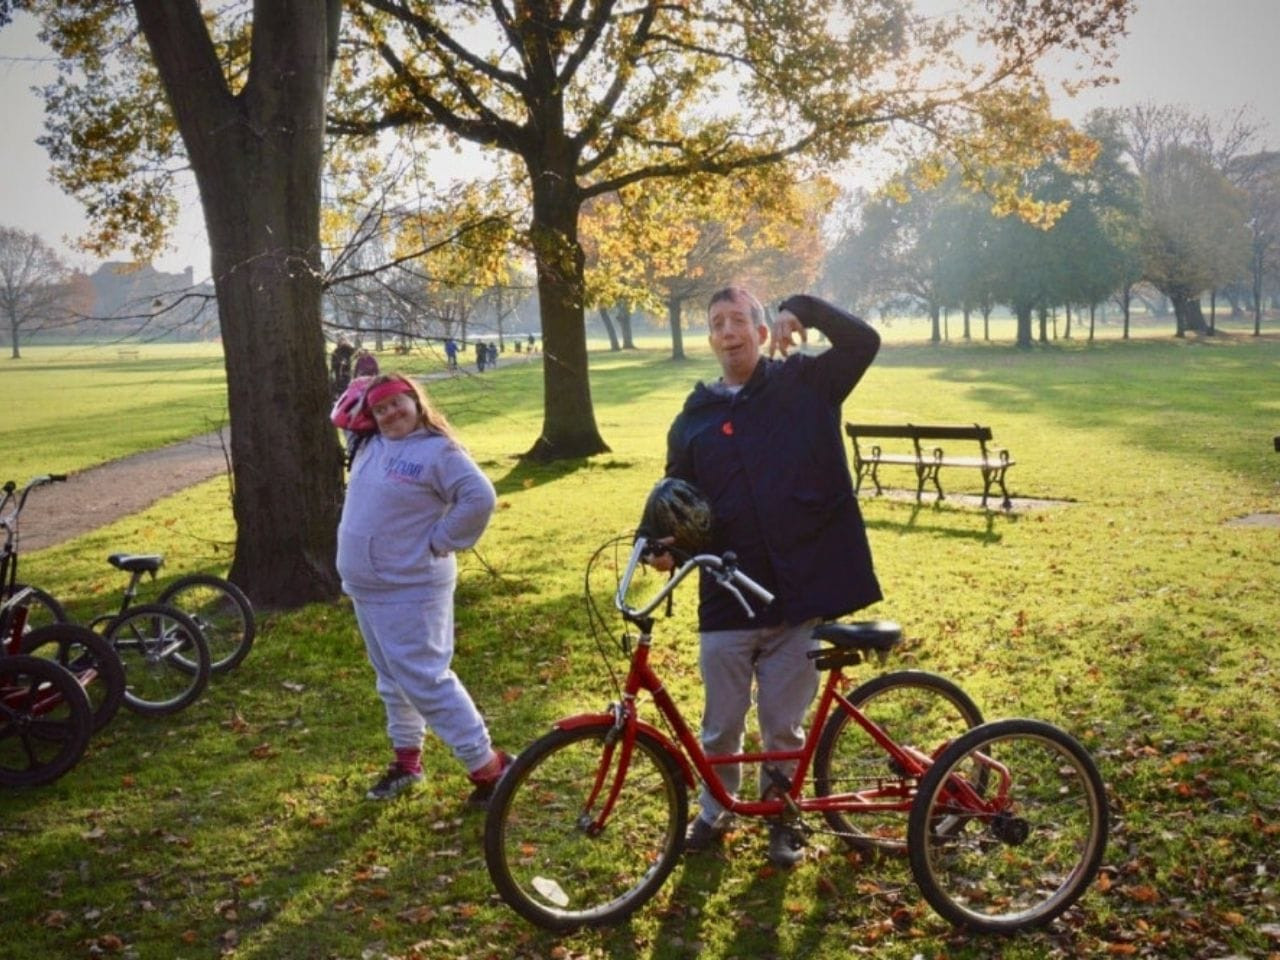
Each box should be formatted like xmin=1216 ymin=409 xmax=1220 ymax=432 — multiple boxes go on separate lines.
xmin=0 ymin=227 xmax=76 ymax=359
xmin=1119 ymin=104 xmax=1261 ymax=335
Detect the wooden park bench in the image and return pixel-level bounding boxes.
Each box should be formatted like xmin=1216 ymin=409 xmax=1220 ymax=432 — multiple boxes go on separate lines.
xmin=845 ymin=422 xmax=1015 ymax=510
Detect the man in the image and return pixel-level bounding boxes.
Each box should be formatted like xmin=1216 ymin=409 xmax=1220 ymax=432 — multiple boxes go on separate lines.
xmin=656 ymin=286 xmax=882 ymax=867
xmin=330 ymin=337 xmax=354 ymax=395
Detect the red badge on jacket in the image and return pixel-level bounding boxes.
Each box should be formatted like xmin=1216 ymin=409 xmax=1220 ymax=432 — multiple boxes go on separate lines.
xmin=721 ymin=421 xmax=734 ymax=436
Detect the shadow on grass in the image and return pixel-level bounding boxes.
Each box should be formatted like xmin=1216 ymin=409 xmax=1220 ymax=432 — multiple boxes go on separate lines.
xmin=862 ymin=500 xmax=1010 ymax=545
xmin=490 ymin=452 xmax=640 ymax=495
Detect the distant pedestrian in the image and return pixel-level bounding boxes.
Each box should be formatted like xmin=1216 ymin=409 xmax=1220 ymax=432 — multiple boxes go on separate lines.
xmin=354 ymin=348 xmax=380 ymax=378
xmin=487 ymin=342 xmax=498 ymax=368
xmin=445 ymin=338 xmax=458 ymax=370
xmin=475 ymin=341 xmax=486 ymax=373
xmin=331 ymin=337 xmax=355 ymax=395
xmin=527 ymin=332 xmax=536 ymax=353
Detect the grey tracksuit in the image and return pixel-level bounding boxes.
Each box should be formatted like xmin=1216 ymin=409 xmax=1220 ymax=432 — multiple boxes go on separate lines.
xmin=337 ymin=429 xmax=497 ymax=771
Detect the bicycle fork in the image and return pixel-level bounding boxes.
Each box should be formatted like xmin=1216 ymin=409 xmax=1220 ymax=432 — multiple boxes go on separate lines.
xmin=577 ymin=701 xmax=637 ymax=837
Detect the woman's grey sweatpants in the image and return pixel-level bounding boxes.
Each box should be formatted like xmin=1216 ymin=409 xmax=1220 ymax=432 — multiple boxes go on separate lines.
xmin=353 ymin=593 xmax=493 ymax=773
xmin=695 ymin=619 xmax=819 ymax=825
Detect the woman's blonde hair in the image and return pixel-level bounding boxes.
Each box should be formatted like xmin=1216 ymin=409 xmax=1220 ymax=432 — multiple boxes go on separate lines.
xmin=365 ymin=373 xmax=458 ymax=443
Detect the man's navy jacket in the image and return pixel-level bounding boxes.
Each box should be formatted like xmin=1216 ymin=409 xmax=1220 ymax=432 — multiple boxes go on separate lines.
xmin=665 ymin=294 xmax=883 ymax=632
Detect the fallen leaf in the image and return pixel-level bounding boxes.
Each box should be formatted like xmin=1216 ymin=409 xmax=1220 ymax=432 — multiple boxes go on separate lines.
xmin=397 ymin=905 xmax=436 ymax=924
xmin=1123 ymin=884 xmax=1160 ymax=903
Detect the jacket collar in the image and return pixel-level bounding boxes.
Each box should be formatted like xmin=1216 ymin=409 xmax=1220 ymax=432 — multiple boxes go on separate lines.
xmin=684 ymin=358 xmax=772 ymax=412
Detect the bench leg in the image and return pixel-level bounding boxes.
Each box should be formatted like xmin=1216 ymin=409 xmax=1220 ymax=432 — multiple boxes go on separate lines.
xmin=855 ymin=460 xmax=883 ymax=497
xmin=982 ymin=466 xmax=1013 ymax=510
xmin=869 ymin=462 xmax=885 ymax=496
xmin=917 ymin=462 xmax=943 ymax=503
xmin=997 ymin=469 xmax=1012 ymax=510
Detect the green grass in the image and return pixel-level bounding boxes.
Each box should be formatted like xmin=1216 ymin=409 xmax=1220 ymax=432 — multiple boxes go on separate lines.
xmin=2 ymin=331 xmax=1279 ymax=959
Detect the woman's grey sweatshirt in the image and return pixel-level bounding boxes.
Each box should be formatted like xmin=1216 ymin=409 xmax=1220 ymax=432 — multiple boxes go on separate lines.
xmin=336 ymin=429 xmax=496 ymax=601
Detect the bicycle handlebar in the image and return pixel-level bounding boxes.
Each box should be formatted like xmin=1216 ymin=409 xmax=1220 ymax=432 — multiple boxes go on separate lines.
xmin=614 ymin=537 xmax=775 ymax=621
xmin=0 ymin=474 xmax=67 ymax=532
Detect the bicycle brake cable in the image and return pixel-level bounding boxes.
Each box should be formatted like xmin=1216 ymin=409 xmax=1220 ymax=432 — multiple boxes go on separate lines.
xmin=582 ymin=535 xmax=630 ymax=698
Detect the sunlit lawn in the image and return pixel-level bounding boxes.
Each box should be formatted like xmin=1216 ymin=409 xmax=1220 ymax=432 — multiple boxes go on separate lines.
xmin=1 ymin=327 xmax=1278 ymax=959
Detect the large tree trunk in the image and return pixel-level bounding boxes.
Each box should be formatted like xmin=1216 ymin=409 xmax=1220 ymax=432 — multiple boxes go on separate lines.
xmin=1015 ymin=303 xmax=1033 ymax=348
xmin=524 ymin=173 xmax=609 ymax=461
xmin=134 ymin=0 xmax=345 ymax=608
xmin=929 ymin=304 xmax=941 ymax=343
xmin=1170 ymin=291 xmax=1208 ymax=337
xmin=667 ymin=298 xmax=686 ymax=360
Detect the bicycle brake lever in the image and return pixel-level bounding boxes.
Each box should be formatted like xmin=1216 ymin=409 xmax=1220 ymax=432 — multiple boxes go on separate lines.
xmin=718 ymin=577 xmax=755 ymax=618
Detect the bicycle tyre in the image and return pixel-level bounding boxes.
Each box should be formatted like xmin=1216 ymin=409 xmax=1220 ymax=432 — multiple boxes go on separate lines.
xmin=20 ymin=623 xmax=126 ymax=734
xmin=9 ymin=583 xmax=68 ymax=635
xmin=907 ymin=717 xmax=1109 ymax=932
xmin=484 ymin=724 xmax=688 ymax=930
xmin=158 ymin=574 xmax=256 ymax=674
xmin=105 ymin=604 xmax=211 ymax=716
xmin=813 ymin=670 xmax=984 ymax=853
xmin=0 ymin=653 xmax=93 ymax=787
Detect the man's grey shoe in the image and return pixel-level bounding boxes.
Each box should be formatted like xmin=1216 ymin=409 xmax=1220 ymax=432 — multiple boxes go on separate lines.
xmin=766 ymin=819 xmax=805 ymax=868
xmin=684 ymin=815 xmax=730 ymax=852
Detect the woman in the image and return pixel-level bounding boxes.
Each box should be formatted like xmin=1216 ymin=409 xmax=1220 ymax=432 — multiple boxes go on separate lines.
xmin=335 ymin=373 xmax=510 ymax=804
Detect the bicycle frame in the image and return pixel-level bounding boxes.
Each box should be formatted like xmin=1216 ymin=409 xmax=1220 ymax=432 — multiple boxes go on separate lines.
xmin=0 ymin=476 xmax=65 ymax=635
xmin=566 ymin=538 xmax=1007 ymax=834
xmin=0 ymin=475 xmax=102 ymax=715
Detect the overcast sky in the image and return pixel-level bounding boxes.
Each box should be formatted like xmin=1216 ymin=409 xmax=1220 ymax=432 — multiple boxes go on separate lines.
xmin=1 ymin=0 xmax=1277 ymax=277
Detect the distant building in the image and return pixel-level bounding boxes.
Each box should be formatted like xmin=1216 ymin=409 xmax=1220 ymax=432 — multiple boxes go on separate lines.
xmin=89 ymin=262 xmax=218 ymax=341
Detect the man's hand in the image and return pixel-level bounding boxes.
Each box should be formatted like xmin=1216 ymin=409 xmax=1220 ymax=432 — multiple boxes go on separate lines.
xmin=642 ymin=537 xmax=676 ymax=573
xmin=770 ymin=309 xmax=807 ymax=357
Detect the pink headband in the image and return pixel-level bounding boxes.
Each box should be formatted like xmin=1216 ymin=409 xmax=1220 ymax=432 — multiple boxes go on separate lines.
xmin=364 ymin=378 xmax=416 ymax=410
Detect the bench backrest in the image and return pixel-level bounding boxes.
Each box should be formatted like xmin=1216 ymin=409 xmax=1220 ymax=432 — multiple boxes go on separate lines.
xmin=845 ymin=423 xmax=992 ymax=443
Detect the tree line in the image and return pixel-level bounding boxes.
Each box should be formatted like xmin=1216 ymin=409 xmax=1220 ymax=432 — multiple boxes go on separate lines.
xmin=824 ymin=104 xmax=1278 ymax=347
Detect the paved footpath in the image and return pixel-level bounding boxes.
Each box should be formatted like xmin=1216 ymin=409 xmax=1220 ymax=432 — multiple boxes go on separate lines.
xmin=21 ymin=429 xmax=232 ymax=553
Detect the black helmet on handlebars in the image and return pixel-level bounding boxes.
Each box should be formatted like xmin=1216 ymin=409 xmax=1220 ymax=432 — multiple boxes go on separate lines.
xmin=636 ymin=478 xmax=713 ymax=554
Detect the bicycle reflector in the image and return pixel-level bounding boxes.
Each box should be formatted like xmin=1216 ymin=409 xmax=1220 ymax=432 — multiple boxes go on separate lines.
xmin=637 ymin=477 xmax=713 ymax=554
